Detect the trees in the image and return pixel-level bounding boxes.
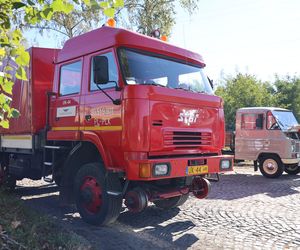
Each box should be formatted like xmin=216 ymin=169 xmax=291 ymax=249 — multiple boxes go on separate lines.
xmin=124 ymin=0 xmax=199 ymax=37
xmin=21 ymin=2 xmax=103 ymax=40
xmin=215 ymin=73 xmax=276 ymax=130
xmin=273 ymin=75 xmax=300 ymax=121
xmin=19 ymin=0 xmax=123 ymax=41
xmin=0 ymin=0 xmax=123 ymax=128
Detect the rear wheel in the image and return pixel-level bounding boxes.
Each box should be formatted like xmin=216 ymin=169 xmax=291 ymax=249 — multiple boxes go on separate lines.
xmin=284 ymin=164 xmax=300 ymax=175
xmin=74 ymin=162 xmax=122 ymax=226
xmin=259 ymin=155 xmax=283 ymax=178
xmin=153 ymin=194 xmax=189 ymax=209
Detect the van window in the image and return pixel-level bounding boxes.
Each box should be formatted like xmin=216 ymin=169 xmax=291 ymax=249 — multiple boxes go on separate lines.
xmin=90 ymin=52 xmax=118 ymax=91
xmin=59 ymin=61 xmax=82 ymax=96
xmin=267 ymin=111 xmax=280 ymax=130
xmin=241 ymin=113 xmax=264 ymax=130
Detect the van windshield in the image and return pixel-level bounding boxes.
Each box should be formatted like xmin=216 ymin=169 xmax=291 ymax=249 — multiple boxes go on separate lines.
xmin=118 ymin=48 xmax=213 ymax=94
xmin=272 ymin=110 xmax=299 ymax=130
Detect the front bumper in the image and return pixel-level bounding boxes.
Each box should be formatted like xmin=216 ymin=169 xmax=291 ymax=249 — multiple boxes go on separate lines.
xmin=281 ymin=157 xmax=300 ymax=164
xmin=125 ymin=154 xmax=233 ymax=180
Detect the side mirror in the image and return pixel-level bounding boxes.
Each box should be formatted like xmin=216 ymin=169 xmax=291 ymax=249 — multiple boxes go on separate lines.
xmin=207 ymin=77 xmax=214 ymax=89
xmin=93 ymin=56 xmax=109 ymax=84
xmin=256 ymin=115 xmax=263 ymax=129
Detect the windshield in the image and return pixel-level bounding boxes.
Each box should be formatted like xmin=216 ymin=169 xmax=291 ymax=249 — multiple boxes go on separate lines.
xmin=118 ymin=48 xmax=213 ymax=94
xmin=271 ymin=110 xmax=299 ymax=130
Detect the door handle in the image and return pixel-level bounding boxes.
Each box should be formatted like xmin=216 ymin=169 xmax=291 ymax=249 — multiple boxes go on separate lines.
xmin=85 ymin=114 xmax=92 ymax=121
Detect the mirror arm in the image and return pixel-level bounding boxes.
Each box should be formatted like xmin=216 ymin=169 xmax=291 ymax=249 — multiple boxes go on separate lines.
xmin=96 ymin=83 xmax=121 ymax=105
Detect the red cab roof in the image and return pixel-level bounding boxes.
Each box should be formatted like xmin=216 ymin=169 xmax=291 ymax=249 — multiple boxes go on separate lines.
xmin=57 ymin=26 xmax=205 ymax=66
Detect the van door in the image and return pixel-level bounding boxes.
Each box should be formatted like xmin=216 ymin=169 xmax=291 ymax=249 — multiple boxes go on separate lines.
xmin=235 ymin=112 xmax=266 ymax=160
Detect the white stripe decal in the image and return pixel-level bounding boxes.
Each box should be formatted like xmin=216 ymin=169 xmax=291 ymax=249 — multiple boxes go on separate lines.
xmin=56 ymin=106 xmax=76 ymax=118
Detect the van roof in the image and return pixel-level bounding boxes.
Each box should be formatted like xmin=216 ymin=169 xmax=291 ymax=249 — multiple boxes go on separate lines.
xmin=57 ymin=26 xmax=205 ymax=66
xmin=237 ymin=107 xmax=290 ymax=113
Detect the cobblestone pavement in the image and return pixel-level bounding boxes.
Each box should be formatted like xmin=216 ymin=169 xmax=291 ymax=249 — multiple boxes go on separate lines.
xmin=17 ymin=165 xmax=300 ymax=250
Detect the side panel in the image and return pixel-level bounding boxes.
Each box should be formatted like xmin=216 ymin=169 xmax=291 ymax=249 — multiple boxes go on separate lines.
xmin=31 ymin=48 xmax=59 ymax=133
xmin=235 ymin=110 xmax=288 ymax=160
xmin=0 ymin=49 xmax=32 ymax=134
xmin=0 ymin=47 xmax=58 ymax=135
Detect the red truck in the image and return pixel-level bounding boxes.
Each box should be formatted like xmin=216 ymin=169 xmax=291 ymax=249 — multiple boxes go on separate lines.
xmin=0 ymin=26 xmax=232 ymax=225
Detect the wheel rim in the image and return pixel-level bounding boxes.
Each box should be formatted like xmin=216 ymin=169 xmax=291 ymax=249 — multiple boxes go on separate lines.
xmin=80 ymin=176 xmax=102 ymax=214
xmin=263 ymin=159 xmax=278 ymax=175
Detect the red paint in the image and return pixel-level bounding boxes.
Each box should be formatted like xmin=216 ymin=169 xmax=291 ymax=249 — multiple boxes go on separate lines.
xmin=80 ymin=176 xmax=102 ymax=214
xmin=0 ymin=47 xmax=59 ymax=134
xmin=150 ymin=187 xmax=189 ymax=200
xmin=1 ymin=26 xmax=232 ymax=182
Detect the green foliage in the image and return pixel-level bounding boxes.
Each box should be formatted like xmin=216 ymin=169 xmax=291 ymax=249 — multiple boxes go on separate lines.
xmin=215 ymin=73 xmax=276 ymax=130
xmin=21 ymin=0 xmax=124 ymax=40
xmin=125 ymin=0 xmax=199 ymax=37
xmin=0 ymin=189 xmax=89 ymax=249
xmin=273 ymin=75 xmax=300 ymax=121
xmin=0 ymin=0 xmax=123 ymax=129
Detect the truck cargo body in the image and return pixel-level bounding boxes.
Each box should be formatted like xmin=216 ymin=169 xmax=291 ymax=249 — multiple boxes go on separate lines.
xmin=0 ymin=48 xmax=59 ymax=135
xmin=0 ymin=26 xmax=232 ymax=225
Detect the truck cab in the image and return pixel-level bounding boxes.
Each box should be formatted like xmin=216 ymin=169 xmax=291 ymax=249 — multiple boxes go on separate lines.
xmin=0 ymin=26 xmax=233 ymax=225
xmin=235 ymin=107 xmax=300 ymax=178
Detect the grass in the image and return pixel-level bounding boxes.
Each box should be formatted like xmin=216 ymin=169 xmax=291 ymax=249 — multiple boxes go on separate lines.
xmin=0 ymin=189 xmax=90 ymax=250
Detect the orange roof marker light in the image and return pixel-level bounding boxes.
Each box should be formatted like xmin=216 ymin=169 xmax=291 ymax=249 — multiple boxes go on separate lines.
xmin=106 ymin=18 xmax=116 ymax=28
xmin=161 ymin=35 xmax=168 ymax=42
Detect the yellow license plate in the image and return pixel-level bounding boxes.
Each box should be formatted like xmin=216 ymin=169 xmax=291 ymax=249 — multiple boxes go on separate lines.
xmin=186 ymin=165 xmax=208 ymax=175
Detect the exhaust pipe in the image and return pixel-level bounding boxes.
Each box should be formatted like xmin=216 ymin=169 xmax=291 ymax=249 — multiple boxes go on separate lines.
xmin=191 ymin=177 xmax=211 ymax=199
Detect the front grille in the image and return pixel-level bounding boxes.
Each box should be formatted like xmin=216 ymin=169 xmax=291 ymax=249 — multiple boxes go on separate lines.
xmin=164 ymin=130 xmax=212 ymax=148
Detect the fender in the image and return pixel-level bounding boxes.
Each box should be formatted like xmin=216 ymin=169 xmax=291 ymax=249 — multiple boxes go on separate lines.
xmin=60 ymin=132 xmax=109 ymax=205
xmin=80 ymin=130 xmax=111 ymax=168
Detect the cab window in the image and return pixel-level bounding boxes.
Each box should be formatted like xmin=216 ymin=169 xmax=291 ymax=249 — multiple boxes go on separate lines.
xmin=59 ymin=61 xmax=82 ymax=96
xmin=90 ymin=52 xmax=118 ymax=91
xmin=241 ymin=113 xmax=264 ymax=130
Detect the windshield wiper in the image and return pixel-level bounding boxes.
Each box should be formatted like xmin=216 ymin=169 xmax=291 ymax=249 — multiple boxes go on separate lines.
xmin=142 ymin=82 xmax=166 ymax=87
xmin=174 ymin=87 xmax=189 ymax=91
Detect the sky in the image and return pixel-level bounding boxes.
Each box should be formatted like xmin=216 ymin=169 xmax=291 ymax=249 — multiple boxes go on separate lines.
xmin=25 ymin=0 xmax=300 ymax=83
xmin=171 ymin=0 xmax=300 ymax=82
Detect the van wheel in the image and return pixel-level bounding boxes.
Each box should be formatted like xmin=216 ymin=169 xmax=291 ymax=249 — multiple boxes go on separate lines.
xmin=74 ymin=162 xmax=122 ymax=226
xmin=153 ymin=194 xmax=189 ymax=209
xmin=284 ymin=164 xmax=300 ymax=175
xmin=259 ymin=156 xmax=283 ymax=178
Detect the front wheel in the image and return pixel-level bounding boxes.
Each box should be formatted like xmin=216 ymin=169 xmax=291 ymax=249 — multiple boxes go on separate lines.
xmin=74 ymin=162 xmax=122 ymax=226
xmin=259 ymin=156 xmax=283 ymax=178
xmin=284 ymin=164 xmax=300 ymax=175
xmin=153 ymin=194 xmax=189 ymax=209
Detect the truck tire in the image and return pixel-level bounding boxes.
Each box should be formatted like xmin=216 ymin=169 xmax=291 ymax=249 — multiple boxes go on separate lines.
xmin=284 ymin=164 xmax=300 ymax=175
xmin=74 ymin=162 xmax=122 ymax=226
xmin=153 ymin=194 xmax=189 ymax=209
xmin=259 ymin=156 xmax=283 ymax=178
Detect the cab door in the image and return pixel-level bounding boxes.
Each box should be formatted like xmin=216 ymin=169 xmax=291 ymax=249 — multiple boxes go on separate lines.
xmin=81 ymin=49 xmax=123 ymax=168
xmin=50 ymin=58 xmax=83 ymax=134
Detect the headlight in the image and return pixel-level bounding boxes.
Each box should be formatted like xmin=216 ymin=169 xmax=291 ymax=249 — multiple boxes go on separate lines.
xmin=220 ymin=159 xmax=231 ymax=170
xmin=153 ymin=163 xmax=170 ymax=176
